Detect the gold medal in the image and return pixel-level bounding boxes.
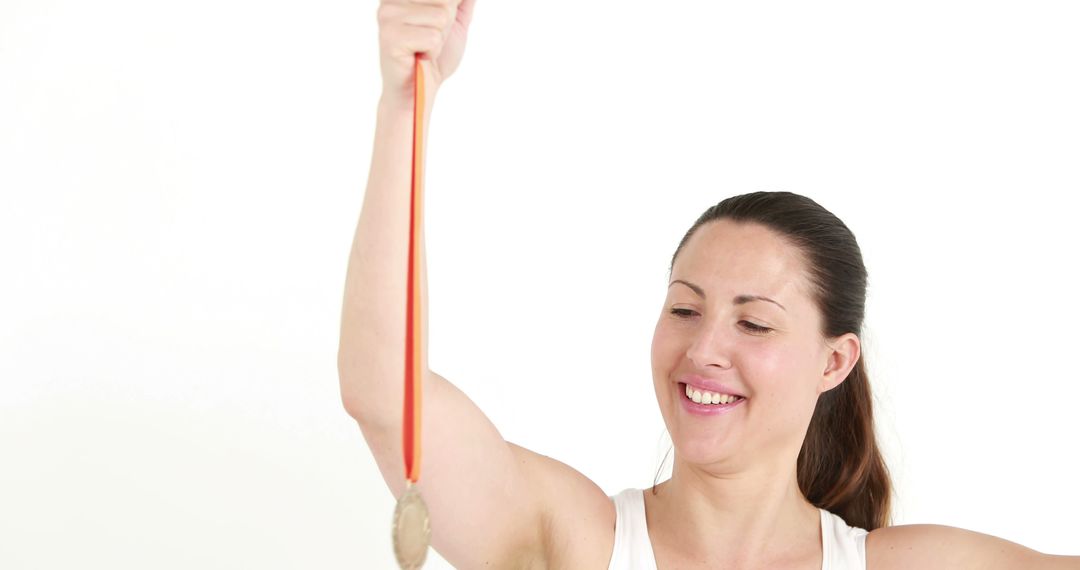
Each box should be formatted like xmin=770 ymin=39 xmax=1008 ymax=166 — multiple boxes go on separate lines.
xmin=391 ymin=480 xmax=431 ymax=569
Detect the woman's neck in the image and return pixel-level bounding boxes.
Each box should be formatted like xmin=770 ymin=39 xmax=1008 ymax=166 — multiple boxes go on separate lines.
xmin=644 ymin=463 xmax=822 ymax=568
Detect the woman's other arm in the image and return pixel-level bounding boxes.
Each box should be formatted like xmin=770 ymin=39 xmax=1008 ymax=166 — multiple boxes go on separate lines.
xmin=866 ymin=524 xmax=1080 ymax=569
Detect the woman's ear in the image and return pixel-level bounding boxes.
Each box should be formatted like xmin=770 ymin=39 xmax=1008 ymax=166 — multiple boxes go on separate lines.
xmin=819 ymin=332 xmax=861 ymax=393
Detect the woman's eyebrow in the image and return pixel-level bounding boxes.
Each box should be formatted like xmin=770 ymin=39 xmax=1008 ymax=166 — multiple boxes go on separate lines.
xmin=668 ymin=279 xmax=787 ymax=312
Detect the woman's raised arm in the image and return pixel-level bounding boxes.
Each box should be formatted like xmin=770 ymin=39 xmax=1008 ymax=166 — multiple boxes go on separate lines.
xmin=336 ymin=2 xmax=587 ymax=567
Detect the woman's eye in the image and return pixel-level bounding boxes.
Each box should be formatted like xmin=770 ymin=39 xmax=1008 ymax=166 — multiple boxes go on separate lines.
xmin=668 ymin=309 xmax=772 ymax=334
xmin=740 ymin=321 xmax=772 ymax=334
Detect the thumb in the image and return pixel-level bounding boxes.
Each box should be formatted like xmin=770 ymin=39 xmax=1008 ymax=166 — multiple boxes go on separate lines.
xmin=455 ymin=0 xmax=477 ymax=31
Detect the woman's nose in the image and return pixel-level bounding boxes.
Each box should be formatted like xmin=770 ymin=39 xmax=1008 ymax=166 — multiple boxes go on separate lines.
xmin=685 ymin=322 xmax=733 ymax=370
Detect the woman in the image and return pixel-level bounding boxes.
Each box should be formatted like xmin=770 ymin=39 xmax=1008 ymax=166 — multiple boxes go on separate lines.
xmin=339 ymin=1 xmax=1079 ymax=567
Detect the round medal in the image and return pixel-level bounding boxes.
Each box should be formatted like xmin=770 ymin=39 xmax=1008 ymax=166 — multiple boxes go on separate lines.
xmin=391 ymin=480 xmax=431 ymax=569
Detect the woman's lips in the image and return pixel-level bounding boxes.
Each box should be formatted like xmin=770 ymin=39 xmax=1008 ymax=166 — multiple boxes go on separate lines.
xmin=677 ymin=382 xmax=747 ymax=416
xmin=676 ymin=375 xmax=745 ymax=398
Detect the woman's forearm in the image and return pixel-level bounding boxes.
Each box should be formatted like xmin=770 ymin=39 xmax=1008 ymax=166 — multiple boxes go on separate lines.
xmin=337 ymin=91 xmax=436 ymax=426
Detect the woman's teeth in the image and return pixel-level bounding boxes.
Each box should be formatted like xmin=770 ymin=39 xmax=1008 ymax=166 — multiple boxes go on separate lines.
xmin=684 ymin=383 xmax=744 ymax=405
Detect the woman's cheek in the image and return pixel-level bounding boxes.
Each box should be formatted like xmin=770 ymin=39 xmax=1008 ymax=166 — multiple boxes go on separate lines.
xmin=652 ymin=323 xmax=682 ymax=358
xmin=735 ymin=343 xmax=786 ymax=385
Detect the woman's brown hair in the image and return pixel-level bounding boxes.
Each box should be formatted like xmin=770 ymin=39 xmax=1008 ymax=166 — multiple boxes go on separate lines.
xmin=651 ymin=190 xmax=894 ymax=531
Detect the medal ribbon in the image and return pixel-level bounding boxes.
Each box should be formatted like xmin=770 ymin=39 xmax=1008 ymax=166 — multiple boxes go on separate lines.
xmin=404 ymin=54 xmax=425 ymax=484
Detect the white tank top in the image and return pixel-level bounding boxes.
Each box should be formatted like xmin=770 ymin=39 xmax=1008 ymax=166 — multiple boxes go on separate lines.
xmin=607 ymin=488 xmax=869 ymax=570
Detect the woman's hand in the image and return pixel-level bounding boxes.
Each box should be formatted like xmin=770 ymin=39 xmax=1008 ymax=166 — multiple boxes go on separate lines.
xmin=378 ymin=0 xmax=477 ymax=107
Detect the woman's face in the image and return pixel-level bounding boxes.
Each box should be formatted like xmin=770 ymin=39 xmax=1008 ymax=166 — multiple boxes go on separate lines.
xmin=651 ymin=219 xmax=857 ymax=470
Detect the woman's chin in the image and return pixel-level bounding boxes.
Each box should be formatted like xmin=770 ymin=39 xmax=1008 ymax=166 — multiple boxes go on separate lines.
xmin=669 ymin=432 xmax=739 ymax=463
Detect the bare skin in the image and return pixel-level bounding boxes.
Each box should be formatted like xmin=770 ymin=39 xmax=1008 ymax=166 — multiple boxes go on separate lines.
xmin=644 ymin=479 xmax=824 ymax=569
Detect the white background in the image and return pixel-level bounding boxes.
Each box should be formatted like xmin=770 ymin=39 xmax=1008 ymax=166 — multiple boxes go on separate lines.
xmin=2 ymin=0 xmax=1079 ymax=568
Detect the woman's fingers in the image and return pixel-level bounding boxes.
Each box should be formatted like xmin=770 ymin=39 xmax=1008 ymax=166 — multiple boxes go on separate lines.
xmin=377 ymin=0 xmax=468 ymax=103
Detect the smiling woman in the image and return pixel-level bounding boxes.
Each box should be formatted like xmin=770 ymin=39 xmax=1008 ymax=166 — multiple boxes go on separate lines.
xmin=3 ymin=0 xmax=1080 ymax=567
xmin=344 ymin=157 xmax=1079 ymax=568
xmin=630 ymin=192 xmax=1080 ymax=569
xmin=341 ymin=0 xmax=1080 ymax=568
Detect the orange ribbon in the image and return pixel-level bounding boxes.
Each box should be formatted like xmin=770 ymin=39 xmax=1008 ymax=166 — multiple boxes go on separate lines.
xmin=403 ymin=54 xmax=425 ymax=484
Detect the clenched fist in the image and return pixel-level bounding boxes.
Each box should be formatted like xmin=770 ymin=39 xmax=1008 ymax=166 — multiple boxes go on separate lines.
xmin=377 ymin=0 xmax=477 ymax=107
